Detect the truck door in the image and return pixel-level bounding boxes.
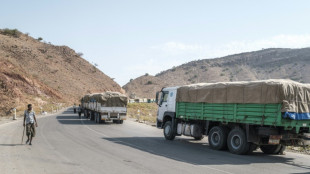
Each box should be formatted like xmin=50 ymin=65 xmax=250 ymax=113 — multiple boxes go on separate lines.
xmin=157 ymin=91 xmax=169 ymax=121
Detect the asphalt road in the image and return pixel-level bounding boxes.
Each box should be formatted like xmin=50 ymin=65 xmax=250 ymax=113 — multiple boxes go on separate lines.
xmin=1 ymin=108 xmax=310 ymax=174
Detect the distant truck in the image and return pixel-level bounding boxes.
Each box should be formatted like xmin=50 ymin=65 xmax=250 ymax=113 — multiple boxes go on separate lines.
xmin=81 ymin=92 xmax=128 ymax=124
xmin=156 ymin=80 xmax=310 ymax=155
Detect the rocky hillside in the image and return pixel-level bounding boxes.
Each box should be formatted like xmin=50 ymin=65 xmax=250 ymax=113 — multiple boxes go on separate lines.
xmin=0 ymin=29 xmax=122 ymax=116
xmin=124 ymin=48 xmax=310 ymax=98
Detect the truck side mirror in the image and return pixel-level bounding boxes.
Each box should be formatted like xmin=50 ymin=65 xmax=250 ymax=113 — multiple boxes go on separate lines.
xmin=155 ymin=91 xmax=159 ymax=105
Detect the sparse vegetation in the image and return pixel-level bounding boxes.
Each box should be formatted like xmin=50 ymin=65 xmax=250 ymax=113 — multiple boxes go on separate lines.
xmin=146 ymin=81 xmax=153 ymax=85
xmin=127 ymin=103 xmax=157 ymax=123
xmin=220 ymin=73 xmax=225 ymax=76
xmin=77 ymin=52 xmax=84 ymax=57
xmin=0 ymin=28 xmax=21 ymax=37
xmin=37 ymin=37 xmax=43 ymax=41
xmin=145 ymin=73 xmax=149 ymax=76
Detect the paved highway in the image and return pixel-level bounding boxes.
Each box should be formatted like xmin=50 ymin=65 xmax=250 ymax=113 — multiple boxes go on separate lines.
xmin=0 ymin=108 xmax=310 ymax=174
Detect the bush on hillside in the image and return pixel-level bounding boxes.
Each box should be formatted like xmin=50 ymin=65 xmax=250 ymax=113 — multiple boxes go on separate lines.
xmin=146 ymin=81 xmax=153 ymax=85
xmin=0 ymin=28 xmax=21 ymax=37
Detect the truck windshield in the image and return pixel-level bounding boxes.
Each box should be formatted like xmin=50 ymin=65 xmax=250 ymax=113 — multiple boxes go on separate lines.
xmin=159 ymin=91 xmax=169 ymax=105
xmin=162 ymin=92 xmax=168 ymax=102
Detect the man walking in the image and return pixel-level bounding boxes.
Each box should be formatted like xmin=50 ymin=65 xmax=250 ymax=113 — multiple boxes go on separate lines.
xmin=23 ymin=104 xmax=38 ymax=145
xmin=77 ymin=104 xmax=82 ymax=118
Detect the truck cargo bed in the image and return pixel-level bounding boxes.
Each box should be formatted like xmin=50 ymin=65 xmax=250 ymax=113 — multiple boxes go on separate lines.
xmin=176 ymin=102 xmax=310 ymax=133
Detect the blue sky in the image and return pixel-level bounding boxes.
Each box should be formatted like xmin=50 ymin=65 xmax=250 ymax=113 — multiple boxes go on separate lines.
xmin=1 ymin=0 xmax=310 ymax=85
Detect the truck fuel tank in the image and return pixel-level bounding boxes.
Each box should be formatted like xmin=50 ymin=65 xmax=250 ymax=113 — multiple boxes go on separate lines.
xmin=177 ymin=123 xmax=202 ymax=137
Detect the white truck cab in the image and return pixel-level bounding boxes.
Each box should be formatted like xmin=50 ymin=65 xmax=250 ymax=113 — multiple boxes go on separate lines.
xmin=156 ymin=86 xmax=178 ymax=128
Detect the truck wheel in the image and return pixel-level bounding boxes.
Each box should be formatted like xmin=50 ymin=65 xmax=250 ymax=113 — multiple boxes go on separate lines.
xmin=277 ymin=145 xmax=286 ymax=154
xmin=113 ymin=120 xmax=117 ymax=123
xmin=260 ymin=145 xmax=281 ymax=154
xmin=98 ymin=114 xmax=101 ymax=124
xmin=227 ymin=127 xmax=250 ymax=155
xmin=94 ymin=113 xmax=98 ymax=123
xmin=247 ymin=143 xmax=258 ymax=154
xmin=194 ymin=135 xmax=204 ymax=140
xmin=163 ymin=121 xmax=176 ymax=140
xmin=90 ymin=112 xmax=95 ymax=121
xmin=208 ymin=126 xmax=228 ymax=150
xmin=96 ymin=114 xmax=101 ymax=124
xmin=119 ymin=120 xmax=124 ymax=124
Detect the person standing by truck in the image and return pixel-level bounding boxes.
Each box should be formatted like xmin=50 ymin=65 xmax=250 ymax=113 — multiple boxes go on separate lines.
xmin=77 ymin=104 xmax=82 ymax=118
xmin=23 ymin=104 xmax=38 ymax=145
xmin=73 ymin=103 xmax=77 ymax=113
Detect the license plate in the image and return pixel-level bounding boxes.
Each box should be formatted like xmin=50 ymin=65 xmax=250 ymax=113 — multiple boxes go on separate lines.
xmin=268 ymin=135 xmax=282 ymax=145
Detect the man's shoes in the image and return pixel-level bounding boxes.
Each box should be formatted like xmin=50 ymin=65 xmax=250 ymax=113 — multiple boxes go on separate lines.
xmin=26 ymin=139 xmax=29 ymax=144
xmin=29 ymin=142 xmax=32 ymax=145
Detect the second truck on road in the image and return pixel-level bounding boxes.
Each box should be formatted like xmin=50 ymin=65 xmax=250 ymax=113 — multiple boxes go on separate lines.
xmin=81 ymin=92 xmax=128 ymax=124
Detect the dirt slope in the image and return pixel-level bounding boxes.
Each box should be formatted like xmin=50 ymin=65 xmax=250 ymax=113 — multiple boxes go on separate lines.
xmin=0 ymin=29 xmax=122 ymax=116
xmin=124 ymin=48 xmax=310 ymax=98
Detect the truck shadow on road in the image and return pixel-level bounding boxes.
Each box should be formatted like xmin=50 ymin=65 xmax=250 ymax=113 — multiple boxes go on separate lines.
xmin=102 ymin=136 xmax=310 ymax=170
xmin=56 ymin=115 xmax=95 ymax=125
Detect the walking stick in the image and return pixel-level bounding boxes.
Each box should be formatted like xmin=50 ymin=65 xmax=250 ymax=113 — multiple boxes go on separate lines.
xmin=21 ymin=125 xmax=25 ymax=145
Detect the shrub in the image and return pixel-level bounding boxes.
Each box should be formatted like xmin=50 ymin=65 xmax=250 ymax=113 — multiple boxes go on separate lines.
xmin=220 ymin=73 xmax=225 ymax=76
xmin=146 ymin=81 xmax=153 ymax=85
xmin=145 ymin=73 xmax=149 ymax=76
xmin=37 ymin=37 xmax=43 ymax=41
xmin=77 ymin=52 xmax=83 ymax=57
xmin=0 ymin=28 xmax=21 ymax=37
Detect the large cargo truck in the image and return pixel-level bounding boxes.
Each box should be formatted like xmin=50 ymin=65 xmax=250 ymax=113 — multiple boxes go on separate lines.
xmin=81 ymin=92 xmax=128 ymax=124
xmin=156 ymin=80 xmax=310 ymax=155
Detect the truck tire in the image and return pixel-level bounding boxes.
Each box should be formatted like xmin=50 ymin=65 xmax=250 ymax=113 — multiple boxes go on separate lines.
xmin=208 ymin=126 xmax=228 ymax=150
xmin=227 ymin=127 xmax=250 ymax=155
xmin=90 ymin=112 xmax=95 ymax=121
xmin=194 ymin=135 xmax=204 ymax=140
xmin=95 ymin=113 xmax=101 ymax=124
xmin=278 ymin=145 xmax=286 ymax=154
xmin=98 ymin=114 xmax=101 ymax=124
xmin=260 ymin=145 xmax=282 ymax=154
xmin=163 ymin=121 xmax=176 ymax=140
xmin=247 ymin=143 xmax=258 ymax=154
xmin=119 ymin=120 xmax=124 ymax=124
xmin=94 ymin=113 xmax=98 ymax=123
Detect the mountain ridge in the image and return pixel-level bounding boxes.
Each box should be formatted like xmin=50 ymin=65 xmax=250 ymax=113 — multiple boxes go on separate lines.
xmin=123 ymin=47 xmax=310 ymax=99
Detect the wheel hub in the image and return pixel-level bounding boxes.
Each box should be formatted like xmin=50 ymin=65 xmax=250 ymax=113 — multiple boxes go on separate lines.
xmin=231 ymin=135 xmax=242 ymax=149
xmin=211 ymin=132 xmax=220 ymax=145
xmin=164 ymin=125 xmax=171 ymax=135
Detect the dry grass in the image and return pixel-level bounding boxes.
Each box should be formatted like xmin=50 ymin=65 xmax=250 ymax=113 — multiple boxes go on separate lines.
xmin=127 ymin=103 xmax=157 ymax=123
